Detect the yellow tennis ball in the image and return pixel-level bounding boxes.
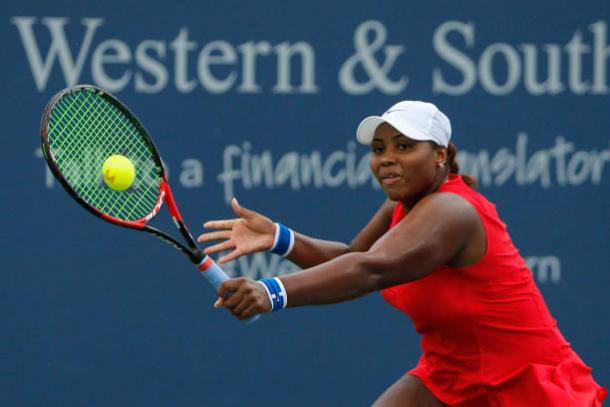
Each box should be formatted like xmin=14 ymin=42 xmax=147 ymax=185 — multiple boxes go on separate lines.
xmin=102 ymin=154 xmax=135 ymax=191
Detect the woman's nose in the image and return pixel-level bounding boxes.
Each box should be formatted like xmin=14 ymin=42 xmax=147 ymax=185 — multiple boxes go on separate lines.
xmin=380 ymin=152 xmax=397 ymax=165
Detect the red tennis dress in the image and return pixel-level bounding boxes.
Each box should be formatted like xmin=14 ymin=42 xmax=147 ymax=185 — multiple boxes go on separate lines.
xmin=381 ymin=174 xmax=607 ymax=406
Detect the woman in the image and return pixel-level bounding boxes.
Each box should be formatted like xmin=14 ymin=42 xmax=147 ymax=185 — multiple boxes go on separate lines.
xmin=198 ymin=101 xmax=606 ymax=406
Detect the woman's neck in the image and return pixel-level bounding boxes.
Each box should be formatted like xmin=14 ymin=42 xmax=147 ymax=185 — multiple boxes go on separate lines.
xmin=402 ymin=168 xmax=451 ymax=210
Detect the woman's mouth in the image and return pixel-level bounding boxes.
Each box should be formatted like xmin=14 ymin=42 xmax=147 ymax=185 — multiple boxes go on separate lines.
xmin=380 ymin=173 xmax=402 ymax=185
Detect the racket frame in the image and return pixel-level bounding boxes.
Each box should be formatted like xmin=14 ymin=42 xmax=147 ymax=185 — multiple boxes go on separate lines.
xmin=41 ymin=85 xmax=261 ymax=323
xmin=40 ymin=85 xmax=204 ymax=264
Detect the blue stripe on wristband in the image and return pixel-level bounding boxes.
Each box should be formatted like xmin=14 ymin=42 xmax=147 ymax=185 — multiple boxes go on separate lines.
xmin=269 ymin=279 xmax=281 ymax=311
xmin=259 ymin=278 xmax=278 ymax=311
xmin=270 ymin=223 xmax=294 ymax=257
xmin=259 ymin=277 xmax=288 ymax=312
xmin=267 ymin=278 xmax=283 ymax=309
xmin=274 ymin=277 xmax=288 ymax=309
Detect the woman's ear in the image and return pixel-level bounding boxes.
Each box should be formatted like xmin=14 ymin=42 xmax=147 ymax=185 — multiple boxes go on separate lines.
xmin=436 ymin=146 xmax=448 ymax=168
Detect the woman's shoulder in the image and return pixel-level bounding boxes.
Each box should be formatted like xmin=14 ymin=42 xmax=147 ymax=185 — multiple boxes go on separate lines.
xmin=412 ymin=190 xmax=483 ymax=231
xmin=439 ymin=175 xmax=494 ymax=210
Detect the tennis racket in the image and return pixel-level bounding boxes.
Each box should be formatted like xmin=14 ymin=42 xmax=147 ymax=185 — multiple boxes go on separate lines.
xmin=40 ymin=84 xmax=259 ymax=323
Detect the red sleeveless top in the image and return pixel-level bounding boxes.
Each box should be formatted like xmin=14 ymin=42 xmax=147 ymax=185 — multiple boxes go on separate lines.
xmin=381 ymin=174 xmax=606 ymax=406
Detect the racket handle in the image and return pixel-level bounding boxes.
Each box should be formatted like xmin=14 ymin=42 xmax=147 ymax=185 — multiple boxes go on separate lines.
xmin=197 ymin=256 xmax=260 ymax=324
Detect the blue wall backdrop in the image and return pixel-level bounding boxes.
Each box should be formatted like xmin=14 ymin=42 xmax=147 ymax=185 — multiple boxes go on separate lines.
xmin=1 ymin=0 xmax=608 ymax=405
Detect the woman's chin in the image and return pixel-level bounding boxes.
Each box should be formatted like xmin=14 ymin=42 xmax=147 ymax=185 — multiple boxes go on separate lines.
xmin=384 ymin=189 xmax=407 ymax=202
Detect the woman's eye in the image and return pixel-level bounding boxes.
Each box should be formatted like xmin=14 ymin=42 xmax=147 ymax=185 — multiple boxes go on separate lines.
xmin=398 ymin=143 xmax=411 ymax=150
xmin=372 ymin=146 xmax=384 ymax=154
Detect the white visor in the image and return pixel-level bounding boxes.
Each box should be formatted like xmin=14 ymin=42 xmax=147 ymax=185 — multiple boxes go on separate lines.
xmin=356 ymin=101 xmax=451 ymax=147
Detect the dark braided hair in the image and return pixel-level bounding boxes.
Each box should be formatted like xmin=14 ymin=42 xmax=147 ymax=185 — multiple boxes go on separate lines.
xmin=446 ymin=142 xmax=477 ymax=189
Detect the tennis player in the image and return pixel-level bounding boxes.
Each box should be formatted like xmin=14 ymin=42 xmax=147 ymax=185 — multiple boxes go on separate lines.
xmin=198 ymin=101 xmax=607 ymax=406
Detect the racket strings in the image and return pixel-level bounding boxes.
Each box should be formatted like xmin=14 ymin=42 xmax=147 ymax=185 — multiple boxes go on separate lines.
xmin=74 ymin=99 xmax=154 ymax=217
xmin=48 ymin=90 xmax=161 ymax=221
xmin=53 ymin=92 xmax=160 ymax=218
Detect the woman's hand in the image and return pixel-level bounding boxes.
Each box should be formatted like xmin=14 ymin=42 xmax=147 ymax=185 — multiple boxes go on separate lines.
xmin=197 ymin=198 xmax=276 ymax=263
xmin=215 ymin=278 xmax=272 ymax=319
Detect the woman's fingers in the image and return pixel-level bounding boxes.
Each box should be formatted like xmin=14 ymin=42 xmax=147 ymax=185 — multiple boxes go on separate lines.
xmin=231 ymin=295 xmax=253 ymax=316
xmin=203 ymin=219 xmax=236 ymax=229
xmin=217 ymin=278 xmax=244 ymax=302
xmin=217 ymin=250 xmax=244 ymax=264
xmin=215 ymin=278 xmax=270 ymax=319
xmin=203 ymin=240 xmax=236 ymax=255
xmin=237 ymin=304 xmax=260 ymax=320
xmin=214 ymin=297 xmax=225 ymax=308
xmin=196 ymin=230 xmax=232 ymax=243
xmin=231 ymin=198 xmax=258 ymax=220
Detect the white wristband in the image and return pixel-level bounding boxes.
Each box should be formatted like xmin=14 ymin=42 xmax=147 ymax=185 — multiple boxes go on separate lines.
xmin=270 ymin=223 xmax=295 ymax=257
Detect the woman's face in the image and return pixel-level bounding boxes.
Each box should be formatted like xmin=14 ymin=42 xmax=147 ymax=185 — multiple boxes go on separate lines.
xmin=369 ymin=122 xmax=446 ymax=204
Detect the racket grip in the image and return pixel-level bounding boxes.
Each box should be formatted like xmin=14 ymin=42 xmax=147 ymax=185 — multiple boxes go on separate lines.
xmin=197 ymin=256 xmax=260 ymax=324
